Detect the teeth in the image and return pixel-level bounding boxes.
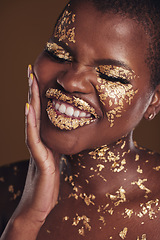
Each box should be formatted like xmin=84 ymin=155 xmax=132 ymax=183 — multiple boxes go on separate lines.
xmin=79 ymin=112 xmax=86 ymax=117
xmin=59 ymin=104 xmax=66 ymax=114
xmin=55 ymin=103 xmax=60 ymax=110
xmin=74 ymin=110 xmax=80 ymax=118
xmin=65 ymin=106 xmax=74 ymax=117
xmin=53 ymin=100 xmax=92 ymax=119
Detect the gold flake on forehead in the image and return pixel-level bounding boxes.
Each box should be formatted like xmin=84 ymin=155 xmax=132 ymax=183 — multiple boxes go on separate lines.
xmin=95 ymin=65 xmax=136 ymax=81
xmin=119 ymin=227 xmax=128 ymax=239
xmin=46 ymin=88 xmax=98 ymax=118
xmin=54 ymin=6 xmax=76 ymax=43
xmin=96 ymin=75 xmax=138 ymax=127
xmin=46 ymin=42 xmax=73 ymax=61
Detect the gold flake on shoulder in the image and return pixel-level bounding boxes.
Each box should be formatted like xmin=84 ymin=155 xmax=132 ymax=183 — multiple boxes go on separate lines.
xmin=153 ymin=166 xmax=160 ymax=171
xmin=137 ymin=234 xmax=147 ymax=240
xmin=135 ymin=154 xmax=140 ymax=161
xmin=131 ymin=179 xmax=151 ymax=196
xmin=136 ymin=199 xmax=159 ymax=219
xmin=63 ymin=216 xmax=69 ymax=221
xmin=137 ymin=165 xmax=143 ymax=174
xmin=119 ymin=227 xmax=128 ymax=239
xmin=122 ymin=208 xmax=134 ymax=218
xmin=106 ymin=186 xmax=126 ymax=206
xmin=72 ymin=214 xmax=91 ymax=236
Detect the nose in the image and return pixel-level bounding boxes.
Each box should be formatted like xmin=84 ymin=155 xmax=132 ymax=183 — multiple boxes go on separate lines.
xmin=57 ymin=63 xmax=95 ymax=94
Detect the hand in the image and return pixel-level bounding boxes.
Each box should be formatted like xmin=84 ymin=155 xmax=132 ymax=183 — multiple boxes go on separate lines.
xmin=1 ymin=66 xmax=60 ymax=240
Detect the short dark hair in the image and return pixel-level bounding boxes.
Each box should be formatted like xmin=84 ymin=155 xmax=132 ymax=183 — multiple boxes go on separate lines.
xmin=71 ymin=0 xmax=160 ymax=89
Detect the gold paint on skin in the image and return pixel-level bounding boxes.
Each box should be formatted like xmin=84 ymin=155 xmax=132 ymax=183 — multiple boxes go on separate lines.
xmin=119 ymin=227 xmax=128 ymax=239
xmin=136 ymin=199 xmax=160 ymax=219
xmin=153 ymin=166 xmax=160 ymax=171
xmin=135 ymin=154 xmax=140 ymax=161
xmin=96 ymin=65 xmax=136 ymax=81
xmin=72 ymin=214 xmax=91 ymax=236
xmin=137 ymin=234 xmax=147 ymax=240
xmin=131 ymin=179 xmax=151 ymax=196
xmin=63 ymin=216 xmax=69 ymax=221
xmin=106 ymin=186 xmax=126 ymax=206
xmin=46 ymin=42 xmax=73 ymax=61
xmin=95 ymin=66 xmax=138 ymax=127
xmin=122 ymin=208 xmax=134 ymax=218
xmin=137 ymin=165 xmax=143 ymax=174
xmin=54 ymin=6 xmax=76 ymax=43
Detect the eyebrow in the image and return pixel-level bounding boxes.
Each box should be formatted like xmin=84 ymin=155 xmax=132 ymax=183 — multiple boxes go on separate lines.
xmin=94 ymin=59 xmax=134 ymax=73
xmin=53 ymin=39 xmax=74 ymax=55
xmin=49 ymin=39 xmax=135 ymax=73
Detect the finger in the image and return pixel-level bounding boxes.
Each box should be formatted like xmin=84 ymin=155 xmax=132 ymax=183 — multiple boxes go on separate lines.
xmin=28 ymin=65 xmax=41 ymax=130
xmin=25 ymin=103 xmax=55 ymax=173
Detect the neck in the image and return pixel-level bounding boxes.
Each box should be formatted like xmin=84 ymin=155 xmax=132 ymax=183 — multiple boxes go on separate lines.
xmin=61 ymin=132 xmax=138 ymax=200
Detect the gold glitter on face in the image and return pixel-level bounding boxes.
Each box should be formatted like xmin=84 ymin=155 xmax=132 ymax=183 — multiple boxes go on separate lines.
xmin=96 ymin=65 xmax=136 ymax=81
xmin=119 ymin=227 xmax=128 ymax=239
xmin=95 ymin=65 xmax=138 ymax=127
xmin=54 ymin=5 xmax=76 ymax=43
xmin=46 ymin=42 xmax=73 ymax=61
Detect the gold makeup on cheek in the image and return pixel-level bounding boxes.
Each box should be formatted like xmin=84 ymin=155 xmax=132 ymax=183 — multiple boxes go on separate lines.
xmin=46 ymin=42 xmax=73 ymax=61
xmin=95 ymin=65 xmax=138 ymax=127
xmin=54 ymin=6 xmax=76 ymax=43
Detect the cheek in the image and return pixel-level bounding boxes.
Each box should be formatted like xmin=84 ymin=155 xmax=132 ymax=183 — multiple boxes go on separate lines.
xmin=96 ymin=78 xmax=138 ymax=127
xmin=34 ymin=55 xmax=62 ymax=94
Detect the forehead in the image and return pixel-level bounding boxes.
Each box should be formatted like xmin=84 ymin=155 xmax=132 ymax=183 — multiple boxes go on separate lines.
xmin=54 ymin=1 xmax=150 ymax=78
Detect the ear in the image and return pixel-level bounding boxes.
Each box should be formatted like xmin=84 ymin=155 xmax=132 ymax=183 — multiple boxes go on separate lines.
xmin=144 ymin=84 xmax=160 ymax=120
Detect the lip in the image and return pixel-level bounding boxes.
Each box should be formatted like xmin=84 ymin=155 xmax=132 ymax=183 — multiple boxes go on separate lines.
xmin=45 ymin=88 xmax=99 ymax=130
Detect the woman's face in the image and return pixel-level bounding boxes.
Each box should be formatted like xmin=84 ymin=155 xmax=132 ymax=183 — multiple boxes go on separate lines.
xmin=34 ymin=1 xmax=153 ymax=154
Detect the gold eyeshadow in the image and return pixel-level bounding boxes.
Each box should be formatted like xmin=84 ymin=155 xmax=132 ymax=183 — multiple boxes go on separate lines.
xmin=54 ymin=5 xmax=76 ymax=44
xmin=95 ymin=65 xmax=136 ymax=81
xmin=46 ymin=42 xmax=73 ymax=61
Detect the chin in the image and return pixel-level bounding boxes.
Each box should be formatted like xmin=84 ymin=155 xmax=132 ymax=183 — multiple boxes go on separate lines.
xmin=40 ymin=125 xmax=86 ymax=155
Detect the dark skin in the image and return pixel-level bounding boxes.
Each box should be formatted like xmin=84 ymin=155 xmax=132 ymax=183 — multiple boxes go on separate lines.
xmin=2 ymin=1 xmax=160 ymax=240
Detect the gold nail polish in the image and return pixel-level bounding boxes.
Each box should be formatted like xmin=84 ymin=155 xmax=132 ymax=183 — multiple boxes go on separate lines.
xmin=28 ymin=64 xmax=32 ymax=78
xmin=25 ymin=103 xmax=30 ymax=115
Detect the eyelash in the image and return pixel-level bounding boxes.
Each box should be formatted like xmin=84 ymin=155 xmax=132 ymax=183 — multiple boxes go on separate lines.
xmin=98 ymin=72 xmax=130 ymax=84
xmin=45 ymin=49 xmax=72 ymax=63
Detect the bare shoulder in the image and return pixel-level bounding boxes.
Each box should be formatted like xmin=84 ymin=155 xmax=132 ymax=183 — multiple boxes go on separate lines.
xmin=0 ymin=160 xmax=29 ymax=235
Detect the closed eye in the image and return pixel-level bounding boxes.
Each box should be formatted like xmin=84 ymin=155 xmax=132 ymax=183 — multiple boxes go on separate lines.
xmin=44 ymin=49 xmax=73 ymax=63
xmin=98 ymin=72 xmax=130 ymax=84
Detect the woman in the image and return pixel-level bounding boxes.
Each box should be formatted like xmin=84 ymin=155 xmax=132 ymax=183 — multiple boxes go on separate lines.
xmin=1 ymin=0 xmax=160 ymax=239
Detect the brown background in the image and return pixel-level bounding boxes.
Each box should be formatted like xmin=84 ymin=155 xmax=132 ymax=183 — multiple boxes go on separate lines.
xmin=0 ymin=0 xmax=160 ymax=167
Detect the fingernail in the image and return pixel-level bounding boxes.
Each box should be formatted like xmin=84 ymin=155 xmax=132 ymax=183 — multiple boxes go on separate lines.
xmin=28 ymin=64 xmax=32 ymax=78
xmin=29 ymin=73 xmax=34 ymax=87
xmin=25 ymin=103 xmax=30 ymax=115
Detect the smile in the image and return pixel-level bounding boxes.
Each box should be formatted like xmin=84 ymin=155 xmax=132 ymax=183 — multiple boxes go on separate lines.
xmin=46 ymin=88 xmax=98 ymax=130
